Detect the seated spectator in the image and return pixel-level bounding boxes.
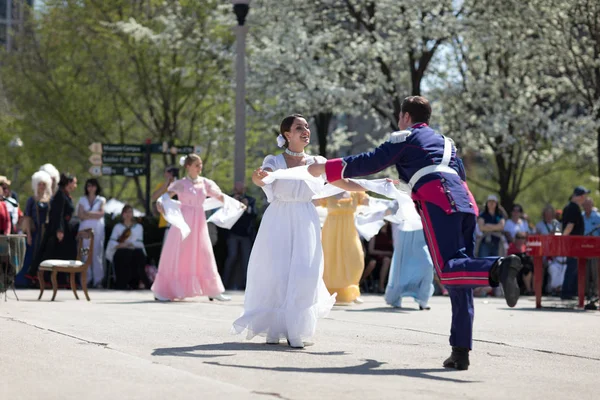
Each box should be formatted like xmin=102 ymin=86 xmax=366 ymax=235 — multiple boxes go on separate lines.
xmin=507 ymin=232 xmax=534 ymax=295
xmin=534 ymin=204 xmax=562 ymax=295
xmin=105 ymin=205 xmax=151 ymax=290
xmin=547 ymin=257 xmax=567 ymax=296
xmin=504 ymin=203 xmax=529 ymax=242
xmin=361 ymin=221 xmax=394 ymax=293
xmin=535 ymin=204 xmax=561 ymax=235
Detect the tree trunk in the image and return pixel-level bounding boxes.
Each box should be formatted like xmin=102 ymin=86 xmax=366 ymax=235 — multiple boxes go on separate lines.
xmin=498 ymin=186 xmax=516 ymax=218
xmin=411 ymin=73 xmax=421 ymax=96
xmin=313 ymin=112 xmax=333 ymax=157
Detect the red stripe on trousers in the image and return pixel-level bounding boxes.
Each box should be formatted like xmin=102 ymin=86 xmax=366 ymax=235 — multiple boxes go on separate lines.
xmin=418 ymin=201 xmax=489 ymax=286
xmin=418 ymin=201 xmax=445 ymax=279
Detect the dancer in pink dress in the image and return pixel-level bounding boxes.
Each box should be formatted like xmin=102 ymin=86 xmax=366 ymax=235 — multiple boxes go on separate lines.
xmin=152 ymin=154 xmax=230 ymax=302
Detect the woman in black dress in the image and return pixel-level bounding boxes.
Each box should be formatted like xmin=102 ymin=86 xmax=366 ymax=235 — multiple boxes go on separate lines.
xmin=28 ymin=173 xmax=78 ymax=284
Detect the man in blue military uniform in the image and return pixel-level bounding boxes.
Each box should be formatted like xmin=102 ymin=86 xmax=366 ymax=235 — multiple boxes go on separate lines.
xmin=308 ymin=96 xmax=523 ymax=370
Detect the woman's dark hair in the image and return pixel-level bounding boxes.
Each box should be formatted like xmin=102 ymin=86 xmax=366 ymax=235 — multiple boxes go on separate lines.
xmin=400 ymin=96 xmax=432 ymax=124
xmin=165 ymin=166 xmax=179 ymax=178
xmin=512 ymin=203 xmax=524 ymax=213
xmin=483 ymin=201 xmax=508 ymax=219
xmin=278 ymin=114 xmax=305 ymax=148
xmin=58 ymin=173 xmax=76 ymax=189
xmin=121 ymin=204 xmax=133 ymax=217
xmin=84 ymin=178 xmax=102 ymax=196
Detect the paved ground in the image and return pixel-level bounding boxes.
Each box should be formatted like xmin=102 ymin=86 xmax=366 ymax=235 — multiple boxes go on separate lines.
xmin=1 ymin=289 xmax=599 ymax=400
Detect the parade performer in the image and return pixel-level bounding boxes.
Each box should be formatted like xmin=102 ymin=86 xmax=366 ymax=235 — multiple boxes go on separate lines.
xmin=384 ymin=187 xmax=434 ymax=310
xmin=232 ymin=114 xmax=371 ymax=349
xmin=318 ymin=192 xmax=369 ymax=305
xmin=153 ymin=154 xmax=240 ymax=302
xmin=307 ymin=96 xmax=523 ymax=370
xmin=39 ymin=164 xmax=60 ymax=195
xmin=18 ymin=171 xmax=52 ymax=287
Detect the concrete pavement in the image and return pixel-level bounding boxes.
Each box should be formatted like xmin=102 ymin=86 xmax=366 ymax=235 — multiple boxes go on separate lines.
xmin=1 ymin=290 xmax=599 ymax=400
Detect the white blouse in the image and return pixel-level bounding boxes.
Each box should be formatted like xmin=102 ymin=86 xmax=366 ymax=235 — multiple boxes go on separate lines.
xmin=105 ymin=222 xmax=145 ymax=262
xmin=77 ymin=195 xmax=106 ymax=231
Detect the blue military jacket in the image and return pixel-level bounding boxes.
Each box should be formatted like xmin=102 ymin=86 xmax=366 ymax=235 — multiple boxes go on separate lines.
xmin=324 ymin=124 xmax=478 ymax=215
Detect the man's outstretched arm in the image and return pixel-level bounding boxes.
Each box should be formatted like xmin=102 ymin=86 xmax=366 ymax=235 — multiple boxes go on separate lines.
xmin=308 ymin=134 xmax=409 ymax=182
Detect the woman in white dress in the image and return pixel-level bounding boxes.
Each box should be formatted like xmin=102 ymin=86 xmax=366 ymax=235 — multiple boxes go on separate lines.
xmin=232 ymin=114 xmax=367 ymax=349
xmin=77 ymin=178 xmax=106 ymax=288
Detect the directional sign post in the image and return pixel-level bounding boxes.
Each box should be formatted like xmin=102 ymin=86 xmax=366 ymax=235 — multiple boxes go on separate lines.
xmin=101 ymin=155 xmax=144 ymax=165
xmin=88 ymin=166 xmax=147 ymax=177
xmin=89 ymin=141 xmax=200 ymax=214
xmin=88 ymin=143 xmax=145 ymax=154
xmin=89 ymin=154 xmax=102 ymax=166
xmin=149 ymin=143 xmax=197 ymax=154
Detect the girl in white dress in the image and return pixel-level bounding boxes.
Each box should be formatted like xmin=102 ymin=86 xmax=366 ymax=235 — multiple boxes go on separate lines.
xmin=232 ymin=114 xmax=367 ymax=349
xmin=77 ymin=178 xmax=106 ymax=288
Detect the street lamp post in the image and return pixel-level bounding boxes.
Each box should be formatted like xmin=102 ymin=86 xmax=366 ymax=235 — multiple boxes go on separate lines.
xmin=232 ymin=0 xmax=250 ymax=186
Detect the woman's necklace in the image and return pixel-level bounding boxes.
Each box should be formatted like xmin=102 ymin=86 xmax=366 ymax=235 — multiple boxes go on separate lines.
xmin=285 ymin=148 xmax=306 ymax=157
xmin=187 ymin=175 xmax=201 ymax=184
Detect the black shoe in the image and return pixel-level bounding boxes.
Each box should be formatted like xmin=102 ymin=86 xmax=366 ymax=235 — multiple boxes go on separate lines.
xmin=419 ymin=305 xmax=431 ymax=310
xmin=443 ymin=346 xmax=470 ymax=370
xmin=584 ymin=298 xmax=598 ymax=310
xmin=490 ymin=255 xmax=523 ymax=308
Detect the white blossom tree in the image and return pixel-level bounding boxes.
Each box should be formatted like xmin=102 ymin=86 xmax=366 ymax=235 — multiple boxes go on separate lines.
xmin=533 ymin=0 xmax=600 ymax=189
xmin=246 ymin=0 xmax=365 ymax=157
xmin=247 ymin=0 xmax=462 ymax=156
xmin=438 ymin=0 xmax=596 ymax=209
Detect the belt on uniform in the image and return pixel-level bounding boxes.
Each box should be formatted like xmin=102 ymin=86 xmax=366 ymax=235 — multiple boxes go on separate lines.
xmin=408 ymin=137 xmax=458 ymax=190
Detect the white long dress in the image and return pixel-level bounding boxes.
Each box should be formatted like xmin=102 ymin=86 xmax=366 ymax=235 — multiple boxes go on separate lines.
xmin=232 ymin=154 xmax=336 ymax=342
xmin=77 ymin=195 xmax=106 ymax=287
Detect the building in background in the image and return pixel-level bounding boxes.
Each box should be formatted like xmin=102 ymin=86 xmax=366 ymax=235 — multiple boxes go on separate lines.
xmin=0 ymin=0 xmax=34 ymax=52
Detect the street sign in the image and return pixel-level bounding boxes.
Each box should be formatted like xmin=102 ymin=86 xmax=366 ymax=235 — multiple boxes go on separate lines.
xmin=101 ymin=155 xmax=144 ymax=165
xmin=149 ymin=143 xmax=196 ymax=154
xmin=88 ymin=166 xmax=147 ymax=177
xmin=88 ymin=143 xmax=144 ymax=154
xmin=90 ymin=142 xmax=198 ymax=155
xmin=89 ymin=154 xmax=102 ymax=166
xmin=89 ymin=142 xmax=102 ymax=154
xmin=89 ymin=166 xmax=102 ymax=176
xmin=102 ymin=144 xmax=145 ymax=154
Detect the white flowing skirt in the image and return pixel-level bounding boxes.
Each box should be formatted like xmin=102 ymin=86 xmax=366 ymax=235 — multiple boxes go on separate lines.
xmin=232 ymin=200 xmax=336 ymax=341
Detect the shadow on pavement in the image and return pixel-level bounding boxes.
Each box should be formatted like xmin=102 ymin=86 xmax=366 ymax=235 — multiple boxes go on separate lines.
xmin=499 ymin=307 xmax=589 ymax=313
xmin=203 ymin=358 xmax=478 ymax=383
xmin=343 ymin=306 xmax=417 ymax=313
xmin=152 ymin=341 xmax=348 ymax=358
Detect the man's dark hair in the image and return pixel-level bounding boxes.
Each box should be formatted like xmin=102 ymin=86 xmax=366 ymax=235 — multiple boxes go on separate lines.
xmin=400 ymin=96 xmax=432 ymax=124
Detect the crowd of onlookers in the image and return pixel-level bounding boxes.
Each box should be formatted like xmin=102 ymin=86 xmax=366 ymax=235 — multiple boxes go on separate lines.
xmin=1 ymin=164 xmax=257 ymax=292
xmin=1 ymin=165 xmax=598 ymax=306
xmin=356 ymin=186 xmax=599 ymax=306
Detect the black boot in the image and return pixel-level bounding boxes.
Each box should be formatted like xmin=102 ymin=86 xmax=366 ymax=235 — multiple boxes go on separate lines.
xmin=443 ymin=346 xmax=470 ymax=370
xmin=490 ymin=255 xmax=523 ymax=308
